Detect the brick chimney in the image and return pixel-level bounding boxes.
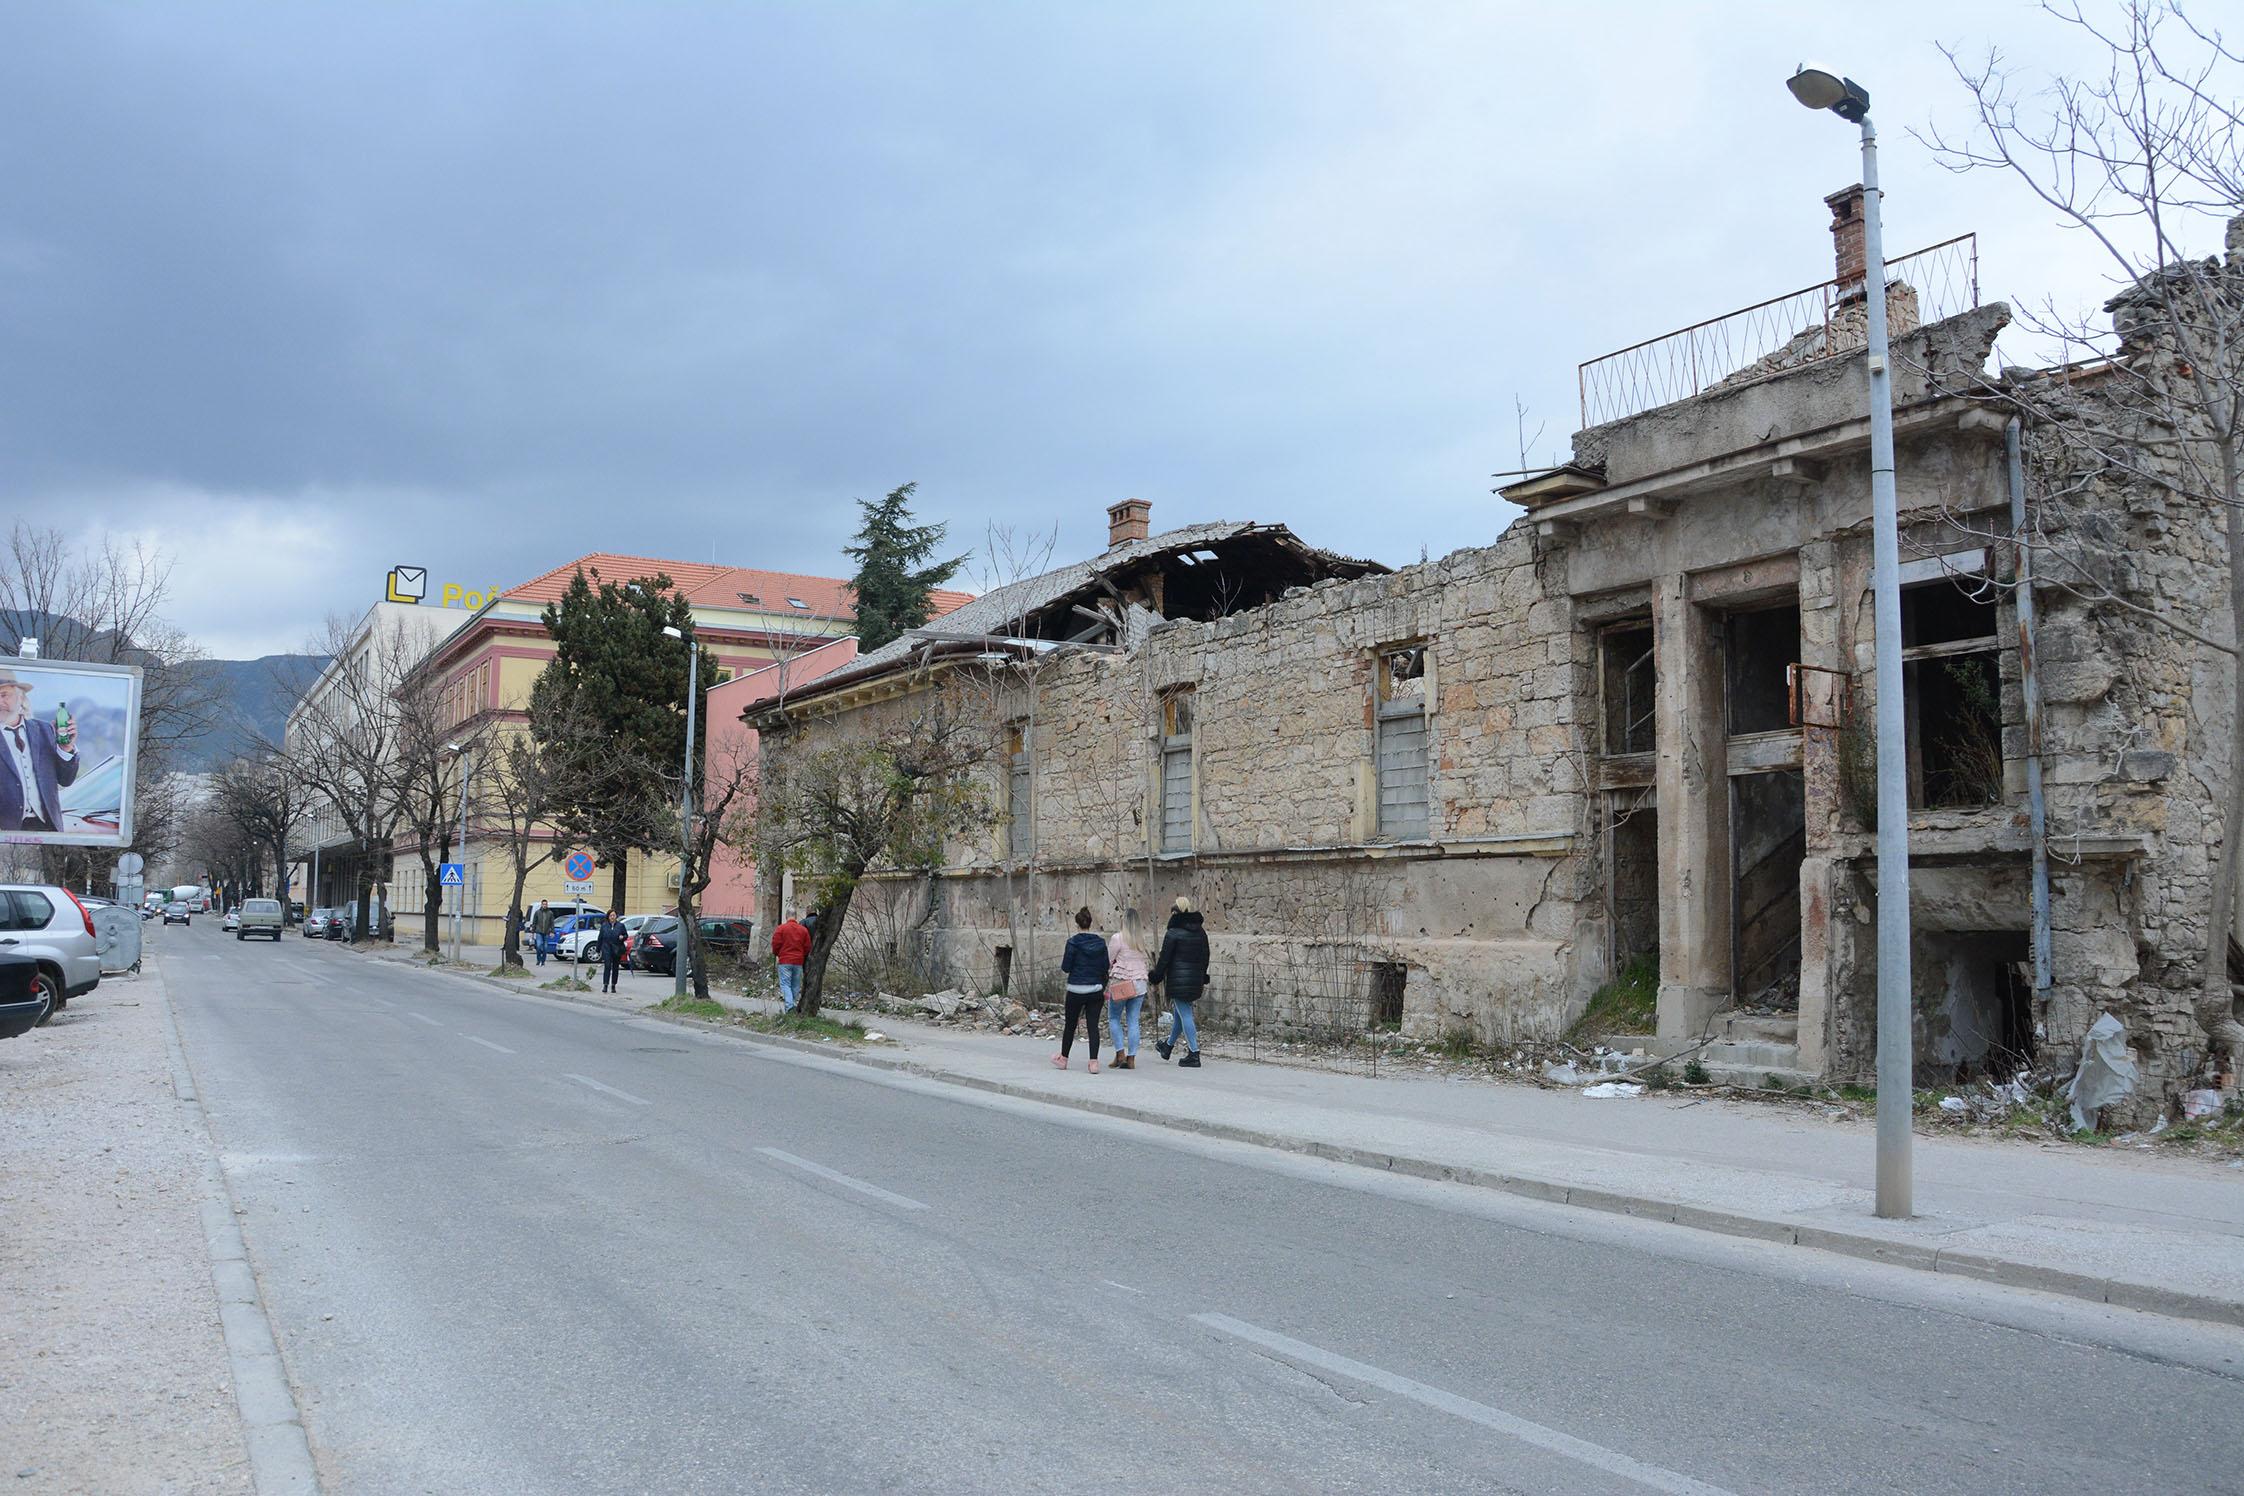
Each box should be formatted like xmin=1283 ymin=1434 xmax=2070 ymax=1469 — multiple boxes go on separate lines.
xmin=1825 ymin=184 xmax=1867 ymax=296
xmin=1107 ymin=498 xmax=1151 ymax=549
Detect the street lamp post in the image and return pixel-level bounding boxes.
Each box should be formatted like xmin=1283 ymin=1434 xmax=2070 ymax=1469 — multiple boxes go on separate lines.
xmin=662 ymin=626 xmax=700 ymax=999
xmin=446 ymin=741 xmax=474 ymax=965
xmin=1789 ymin=64 xmax=1914 ymax=1218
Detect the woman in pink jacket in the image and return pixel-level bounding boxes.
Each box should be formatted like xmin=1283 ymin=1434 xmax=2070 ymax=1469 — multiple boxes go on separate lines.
xmin=1104 ymin=908 xmax=1150 ymax=1069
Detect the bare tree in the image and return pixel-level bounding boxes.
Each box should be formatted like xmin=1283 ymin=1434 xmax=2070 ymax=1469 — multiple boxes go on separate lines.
xmin=391 ymin=669 xmax=478 ymax=956
xmin=660 ymin=733 xmax=761 ymax=1001
xmin=1925 ymin=0 xmax=2244 ymax=1069
xmin=480 ymin=692 xmax=613 ymax=968
xmin=212 ymin=751 xmax=311 ymax=901
xmin=754 ymin=687 xmax=992 ymax=1016
xmin=278 ymin=615 xmax=423 ymax=942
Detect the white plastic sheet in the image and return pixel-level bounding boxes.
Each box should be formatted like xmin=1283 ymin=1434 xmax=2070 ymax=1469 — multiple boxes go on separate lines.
xmin=2065 ymin=1012 xmax=2138 ymax=1131
xmin=1581 ymin=1081 xmax=1645 ymax=1099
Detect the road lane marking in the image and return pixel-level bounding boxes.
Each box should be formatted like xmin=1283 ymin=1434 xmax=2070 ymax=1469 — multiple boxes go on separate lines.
xmin=408 ymin=1013 xmax=443 ymax=1027
xmin=464 ymin=1035 xmax=516 ymax=1054
xmin=563 ymin=1073 xmax=651 ymax=1107
xmin=1103 ymin=1280 xmax=1145 ymax=1295
xmin=756 ymin=1147 xmax=929 ymax=1211
xmin=1192 ymin=1314 xmax=1737 ymax=1496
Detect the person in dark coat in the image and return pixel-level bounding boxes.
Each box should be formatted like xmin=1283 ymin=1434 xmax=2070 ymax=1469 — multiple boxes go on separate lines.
xmin=596 ymin=909 xmax=628 ymax=993
xmin=1055 ymin=906 xmax=1109 ymax=1072
xmin=529 ymin=899 xmax=555 ymax=967
xmin=1148 ymin=896 xmax=1209 ymax=1067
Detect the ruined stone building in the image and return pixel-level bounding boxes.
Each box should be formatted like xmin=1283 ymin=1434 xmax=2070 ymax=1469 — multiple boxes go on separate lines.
xmin=757 ymin=191 xmax=2244 ymax=1118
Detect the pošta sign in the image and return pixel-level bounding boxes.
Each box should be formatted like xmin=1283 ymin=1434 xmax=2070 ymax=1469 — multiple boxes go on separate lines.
xmin=388 ymin=567 xmax=504 ymax=612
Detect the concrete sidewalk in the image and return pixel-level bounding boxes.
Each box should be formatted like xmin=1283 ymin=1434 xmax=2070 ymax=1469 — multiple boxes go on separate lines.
xmin=352 ymin=940 xmax=2244 ymax=1329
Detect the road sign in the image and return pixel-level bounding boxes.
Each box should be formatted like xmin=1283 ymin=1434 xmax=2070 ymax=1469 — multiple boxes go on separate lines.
xmin=117 ymin=852 xmax=144 ymax=877
xmin=563 ymin=850 xmax=595 ymax=882
xmin=438 ymin=863 xmax=465 ymax=887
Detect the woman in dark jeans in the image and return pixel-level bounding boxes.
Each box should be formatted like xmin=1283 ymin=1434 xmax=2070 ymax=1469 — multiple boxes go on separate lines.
xmin=596 ymin=909 xmax=628 ymax=993
xmin=1148 ymin=896 xmax=1209 ymax=1067
xmin=1056 ymin=906 xmax=1109 ymax=1072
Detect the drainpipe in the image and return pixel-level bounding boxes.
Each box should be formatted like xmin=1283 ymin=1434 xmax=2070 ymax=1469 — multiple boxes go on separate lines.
xmin=2008 ymin=417 xmax=2052 ymax=997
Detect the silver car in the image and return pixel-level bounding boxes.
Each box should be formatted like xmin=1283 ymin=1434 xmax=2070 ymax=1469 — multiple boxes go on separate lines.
xmin=0 ymin=884 xmax=104 ymax=1024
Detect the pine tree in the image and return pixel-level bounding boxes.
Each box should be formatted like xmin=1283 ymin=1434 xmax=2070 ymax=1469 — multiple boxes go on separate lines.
xmin=528 ymin=567 xmax=717 ymax=911
xmin=843 ymin=483 xmax=967 ymax=651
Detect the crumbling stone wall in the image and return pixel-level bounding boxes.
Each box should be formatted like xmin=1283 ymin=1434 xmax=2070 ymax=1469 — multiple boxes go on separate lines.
xmin=762 ymin=533 xmax=1603 ymax=1044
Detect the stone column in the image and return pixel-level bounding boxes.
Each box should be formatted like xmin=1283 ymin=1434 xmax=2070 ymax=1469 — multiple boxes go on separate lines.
xmin=1655 ymin=574 xmax=1731 ymax=1040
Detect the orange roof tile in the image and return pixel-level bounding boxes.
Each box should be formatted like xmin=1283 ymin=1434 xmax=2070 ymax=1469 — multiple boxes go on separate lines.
xmin=502 ymin=552 xmax=973 ymax=625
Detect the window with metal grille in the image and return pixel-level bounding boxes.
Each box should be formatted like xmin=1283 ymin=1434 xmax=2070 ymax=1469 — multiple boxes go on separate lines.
xmin=1375 ymin=645 xmax=1429 ymax=839
xmin=1160 ymin=692 xmax=1193 ymax=853
xmin=1006 ymin=723 xmax=1033 ymax=860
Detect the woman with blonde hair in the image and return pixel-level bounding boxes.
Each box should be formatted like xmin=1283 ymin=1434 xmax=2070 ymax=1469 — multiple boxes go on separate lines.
xmin=1104 ymin=907 xmax=1150 ymax=1068
xmin=1148 ymin=895 xmax=1209 ymax=1068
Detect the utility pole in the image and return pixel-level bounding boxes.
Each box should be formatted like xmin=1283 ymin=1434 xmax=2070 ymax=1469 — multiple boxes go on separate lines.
xmin=662 ymin=626 xmax=701 ymax=1000
xmin=1789 ymin=64 xmax=1915 ymax=1218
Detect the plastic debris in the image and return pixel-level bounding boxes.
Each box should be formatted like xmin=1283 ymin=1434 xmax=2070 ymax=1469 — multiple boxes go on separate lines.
xmin=2066 ymin=1012 xmax=2139 ymax=1132
xmin=1581 ymin=1081 xmax=1645 ymax=1099
xmin=2181 ymin=1089 xmax=2223 ymax=1120
xmin=1541 ymin=1060 xmax=1585 ymax=1084
xmin=1938 ymin=1096 xmax=1969 ymax=1114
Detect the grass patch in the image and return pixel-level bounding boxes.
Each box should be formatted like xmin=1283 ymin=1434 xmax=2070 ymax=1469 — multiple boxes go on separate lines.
xmin=657 ymin=995 xmax=731 ymax=1021
xmin=1567 ymin=954 xmax=1658 ymax=1042
xmin=1435 ymin=1027 xmax=1480 ymax=1061
xmin=740 ymin=1011 xmax=867 ymax=1044
xmin=541 ymin=975 xmax=593 ymax=991
xmin=491 ymin=963 xmax=532 ymax=980
xmin=1682 ymin=1058 xmax=1710 ymax=1085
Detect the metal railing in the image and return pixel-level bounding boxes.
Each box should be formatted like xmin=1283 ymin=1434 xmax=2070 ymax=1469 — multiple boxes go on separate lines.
xmin=1577 ymin=234 xmax=1978 ymax=427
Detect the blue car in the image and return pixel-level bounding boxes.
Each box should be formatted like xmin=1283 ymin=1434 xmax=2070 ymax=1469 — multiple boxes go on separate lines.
xmin=546 ymin=913 xmax=607 ymax=960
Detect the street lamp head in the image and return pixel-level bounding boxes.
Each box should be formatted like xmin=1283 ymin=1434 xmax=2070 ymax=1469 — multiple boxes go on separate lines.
xmin=1787 ymin=64 xmax=1870 ymax=123
xmin=661 ymin=625 xmax=684 ymax=640
xmin=444 ymin=740 xmax=465 ymax=756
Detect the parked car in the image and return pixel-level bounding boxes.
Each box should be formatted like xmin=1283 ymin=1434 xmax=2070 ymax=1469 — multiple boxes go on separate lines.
xmin=236 ymin=898 xmax=284 ymax=942
xmin=629 ymin=915 xmax=683 ymax=973
xmin=162 ymin=902 xmax=192 ymax=926
xmin=302 ymin=908 xmax=343 ymax=939
xmin=0 ymin=884 xmax=104 ymax=1025
xmin=695 ymin=917 xmax=757 ymax=965
xmin=222 ymin=908 xmax=240 ymax=931
xmin=0 ymin=951 xmax=49 ymax=1039
xmin=550 ymin=912 xmax=607 ymax=961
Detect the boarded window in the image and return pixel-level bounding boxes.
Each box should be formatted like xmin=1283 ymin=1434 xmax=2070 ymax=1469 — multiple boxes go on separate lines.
xmin=1724 ymin=603 xmax=1800 ymax=736
xmin=1006 ymin=723 xmax=1033 ymax=859
xmin=1160 ymin=691 xmax=1193 ymax=854
xmin=1376 ymin=645 xmax=1430 ymax=839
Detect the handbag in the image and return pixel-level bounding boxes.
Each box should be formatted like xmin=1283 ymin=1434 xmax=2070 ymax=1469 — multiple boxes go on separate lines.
xmin=1105 ymin=977 xmax=1135 ymax=1002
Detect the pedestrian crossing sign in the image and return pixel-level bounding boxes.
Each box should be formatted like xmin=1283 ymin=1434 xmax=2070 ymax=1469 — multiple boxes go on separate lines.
xmin=438 ymin=863 xmax=465 ymax=887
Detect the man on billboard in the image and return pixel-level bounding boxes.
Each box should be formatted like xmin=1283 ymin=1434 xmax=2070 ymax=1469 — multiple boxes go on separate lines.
xmin=0 ymin=666 xmax=77 ymax=833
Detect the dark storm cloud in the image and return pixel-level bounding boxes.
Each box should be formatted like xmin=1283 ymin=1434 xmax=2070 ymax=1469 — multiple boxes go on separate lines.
xmin=0 ymin=2 xmax=2116 ymax=653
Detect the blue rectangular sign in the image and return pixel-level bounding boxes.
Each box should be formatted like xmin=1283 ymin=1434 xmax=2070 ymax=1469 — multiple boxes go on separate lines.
xmin=438 ymin=863 xmax=465 ymax=886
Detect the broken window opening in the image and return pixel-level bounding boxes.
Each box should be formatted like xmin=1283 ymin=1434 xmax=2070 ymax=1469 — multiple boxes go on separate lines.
xmin=1160 ymin=691 xmax=1194 ymax=854
xmin=1606 ymin=790 xmax=1660 ymax=973
xmin=993 ymin=944 xmax=1013 ymax=996
xmin=1918 ymin=931 xmax=2034 ymax=1081
xmin=1730 ymin=769 xmax=1805 ymax=1010
xmin=1371 ymin=961 xmax=1408 ymax=1029
xmin=1006 ymin=722 xmax=1034 ymax=860
xmin=1902 ymin=578 xmax=2003 ymax=809
xmin=1599 ymin=622 xmax=1656 ymax=756
xmin=1375 ymin=644 xmax=1430 ymax=840
xmin=1724 ymin=602 xmax=1801 ymax=737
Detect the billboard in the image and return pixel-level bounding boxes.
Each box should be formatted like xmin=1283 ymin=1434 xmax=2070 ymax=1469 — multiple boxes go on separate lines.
xmin=0 ymin=658 xmax=143 ymax=848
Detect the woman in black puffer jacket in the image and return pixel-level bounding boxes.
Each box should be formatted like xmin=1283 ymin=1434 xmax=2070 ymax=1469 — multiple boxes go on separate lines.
xmin=1147 ymin=897 xmax=1209 ymax=1067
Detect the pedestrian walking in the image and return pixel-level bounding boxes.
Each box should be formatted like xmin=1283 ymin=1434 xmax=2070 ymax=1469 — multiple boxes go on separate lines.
xmin=596 ymin=908 xmax=627 ymax=993
xmin=530 ymin=899 xmax=554 ymax=967
xmin=1149 ymin=896 xmax=1209 ymax=1068
xmin=1105 ymin=907 xmax=1149 ymax=1068
xmin=771 ymin=911 xmax=811 ymax=1013
xmin=1056 ymin=906 xmax=1108 ymax=1072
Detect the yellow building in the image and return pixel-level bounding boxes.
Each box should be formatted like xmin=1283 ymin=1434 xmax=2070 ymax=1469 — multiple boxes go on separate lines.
xmin=393 ymin=553 xmax=959 ymax=947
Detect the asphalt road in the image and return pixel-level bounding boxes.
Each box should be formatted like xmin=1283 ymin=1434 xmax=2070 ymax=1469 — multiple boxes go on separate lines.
xmin=157 ymin=919 xmax=2244 ymax=1495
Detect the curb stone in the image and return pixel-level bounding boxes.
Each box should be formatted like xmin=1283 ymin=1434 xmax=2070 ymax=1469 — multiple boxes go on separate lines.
xmin=340 ymin=943 xmax=2244 ymax=1333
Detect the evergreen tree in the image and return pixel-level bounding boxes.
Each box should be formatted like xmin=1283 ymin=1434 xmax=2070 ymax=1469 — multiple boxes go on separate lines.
xmin=528 ymin=567 xmax=718 ymax=911
xmin=843 ymin=483 xmax=967 ymax=651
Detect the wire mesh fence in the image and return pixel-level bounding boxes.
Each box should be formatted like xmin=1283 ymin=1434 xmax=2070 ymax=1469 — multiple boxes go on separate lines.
xmin=1577 ymin=234 xmax=1978 ymax=427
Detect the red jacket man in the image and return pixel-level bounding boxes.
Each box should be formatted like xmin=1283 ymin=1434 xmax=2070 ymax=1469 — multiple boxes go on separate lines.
xmin=771 ymin=914 xmax=811 ymax=1012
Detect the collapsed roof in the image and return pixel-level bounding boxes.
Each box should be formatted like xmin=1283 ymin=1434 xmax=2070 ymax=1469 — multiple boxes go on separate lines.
xmin=774 ymin=521 xmax=1384 ymax=708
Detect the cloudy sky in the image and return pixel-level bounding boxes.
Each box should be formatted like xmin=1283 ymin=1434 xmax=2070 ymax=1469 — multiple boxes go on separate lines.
xmin=0 ymin=1 xmax=2166 ymax=657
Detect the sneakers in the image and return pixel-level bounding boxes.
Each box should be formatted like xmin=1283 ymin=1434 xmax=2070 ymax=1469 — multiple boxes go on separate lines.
xmin=1051 ymin=1054 xmax=1068 ymax=1069
xmin=1155 ymin=1040 xmax=1173 ymax=1061
xmin=1178 ymin=1051 xmax=1201 ymax=1068
xmin=1088 ymin=1058 xmax=1101 ymax=1074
